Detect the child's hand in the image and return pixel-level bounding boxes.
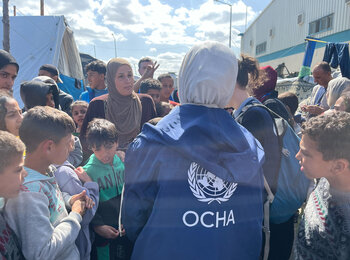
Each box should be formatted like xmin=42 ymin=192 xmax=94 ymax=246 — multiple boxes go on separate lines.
xmin=84 ymin=196 xmax=95 ymax=209
xmin=70 ymin=190 xmax=95 ymax=210
xmin=71 ymin=199 xmax=86 ymax=216
xmin=94 ymin=225 xmax=119 ymax=239
xmin=115 ymin=150 xmax=125 ymax=162
xmin=75 ymin=167 xmax=92 ymax=183
xmin=142 ymin=61 xmax=159 ymax=79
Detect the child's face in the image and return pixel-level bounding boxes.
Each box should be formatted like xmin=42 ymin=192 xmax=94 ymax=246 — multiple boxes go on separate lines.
xmin=0 ymin=155 xmax=27 ymax=198
xmin=296 ymin=134 xmax=333 ymax=179
xmin=87 ymin=70 xmax=104 ymax=89
xmin=5 ymin=99 xmax=23 ymax=136
xmin=92 ymin=142 xmax=117 ymax=165
xmin=160 ymin=77 xmax=174 ymax=100
xmin=146 ymin=89 xmax=161 ymax=104
xmin=72 ymin=105 xmax=87 ymax=128
xmin=49 ymin=134 xmax=73 ymax=165
xmin=46 ymin=93 xmax=55 ymax=108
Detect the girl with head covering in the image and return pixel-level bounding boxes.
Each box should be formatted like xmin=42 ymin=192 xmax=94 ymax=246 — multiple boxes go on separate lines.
xmin=80 ymin=58 xmax=157 ymax=162
xmin=231 ymin=55 xmax=294 ymax=259
xmin=0 ymin=90 xmax=23 ymax=136
xmin=122 ymin=41 xmax=265 ymax=260
xmin=250 ymin=65 xmax=292 ymax=124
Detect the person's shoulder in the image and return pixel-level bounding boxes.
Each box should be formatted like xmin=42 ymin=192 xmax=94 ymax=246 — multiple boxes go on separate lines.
xmin=21 ymin=180 xmax=47 ymax=195
xmin=83 ymin=154 xmax=103 ymax=170
xmin=169 ymin=100 xmax=179 ymax=106
xmin=137 ymin=93 xmax=153 ymax=101
xmin=113 ymin=155 xmax=125 ymax=169
xmin=79 ymin=90 xmax=89 ymax=99
xmin=91 ymin=93 xmax=108 ymax=102
xmin=244 ymin=104 xmax=271 ymax=118
xmin=59 ymin=90 xmax=73 ymax=100
xmin=55 ymin=164 xmax=77 ymax=180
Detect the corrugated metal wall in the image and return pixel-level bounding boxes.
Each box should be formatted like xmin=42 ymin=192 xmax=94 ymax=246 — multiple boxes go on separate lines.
xmin=241 ymin=0 xmax=350 ymax=57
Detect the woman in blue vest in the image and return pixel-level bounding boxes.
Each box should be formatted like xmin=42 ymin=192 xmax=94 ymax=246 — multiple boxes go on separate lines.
xmin=122 ymin=41 xmax=265 ymax=260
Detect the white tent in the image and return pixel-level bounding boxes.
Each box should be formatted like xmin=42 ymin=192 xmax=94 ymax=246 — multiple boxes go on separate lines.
xmin=0 ymin=15 xmax=84 ymax=107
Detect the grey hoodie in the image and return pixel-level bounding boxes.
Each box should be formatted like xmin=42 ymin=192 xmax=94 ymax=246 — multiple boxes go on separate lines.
xmin=4 ymin=167 xmax=82 ymax=260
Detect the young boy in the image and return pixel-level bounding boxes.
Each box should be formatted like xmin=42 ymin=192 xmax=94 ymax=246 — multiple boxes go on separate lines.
xmin=83 ymin=118 xmax=130 ymax=260
xmin=139 ymin=78 xmax=161 ymax=105
xmin=4 ymin=106 xmax=92 ymax=260
xmin=0 ymin=131 xmax=26 ymax=259
xmin=157 ymin=73 xmax=177 ymax=105
xmin=294 ymin=111 xmax=350 ymax=259
xmin=79 ymin=60 xmax=108 ymax=103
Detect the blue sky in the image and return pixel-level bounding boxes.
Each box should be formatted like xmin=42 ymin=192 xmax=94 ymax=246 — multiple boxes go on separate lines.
xmin=5 ymin=0 xmax=271 ymax=77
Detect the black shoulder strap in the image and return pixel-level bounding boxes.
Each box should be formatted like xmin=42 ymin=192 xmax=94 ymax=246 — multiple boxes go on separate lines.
xmin=235 ymin=102 xmax=284 ymax=191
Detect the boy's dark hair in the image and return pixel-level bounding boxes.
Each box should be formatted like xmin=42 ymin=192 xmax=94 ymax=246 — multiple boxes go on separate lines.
xmin=278 ymin=92 xmax=299 ymax=115
xmin=236 ymin=54 xmax=262 ymax=89
xmin=138 ymin=57 xmax=152 ymax=69
xmin=157 ymin=73 xmax=173 ymax=83
xmin=140 ymin=79 xmax=162 ymax=94
xmin=0 ymin=130 xmax=25 ymax=172
xmin=0 ymin=90 xmax=15 ymax=131
xmin=85 ymin=60 xmax=107 ymax=75
xmin=19 ymin=106 xmax=75 ymax=153
xmin=302 ymin=111 xmax=350 ymax=164
xmin=86 ymin=118 xmax=118 ymax=150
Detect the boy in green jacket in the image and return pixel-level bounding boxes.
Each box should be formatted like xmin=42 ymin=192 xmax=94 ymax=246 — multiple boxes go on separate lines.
xmin=83 ymin=118 xmax=130 ymax=260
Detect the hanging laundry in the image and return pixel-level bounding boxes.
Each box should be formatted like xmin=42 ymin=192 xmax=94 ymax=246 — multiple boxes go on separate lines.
xmin=323 ymin=43 xmax=350 ymax=79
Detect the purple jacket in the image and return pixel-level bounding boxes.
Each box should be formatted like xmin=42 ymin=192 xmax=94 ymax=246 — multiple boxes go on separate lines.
xmin=55 ymin=161 xmax=99 ymax=260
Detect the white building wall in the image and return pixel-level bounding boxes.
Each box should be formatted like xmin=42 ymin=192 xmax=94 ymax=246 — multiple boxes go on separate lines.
xmin=241 ymin=0 xmax=350 ymax=57
xmin=259 ymin=47 xmax=326 ymax=72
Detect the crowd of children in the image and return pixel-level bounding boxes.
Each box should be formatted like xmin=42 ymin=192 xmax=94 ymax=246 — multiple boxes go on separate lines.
xmin=0 ymin=40 xmax=350 ymax=260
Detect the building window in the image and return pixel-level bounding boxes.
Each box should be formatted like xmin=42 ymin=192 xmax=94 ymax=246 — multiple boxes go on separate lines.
xmin=309 ymin=13 xmax=333 ymax=34
xmin=256 ymin=41 xmax=267 ymax=55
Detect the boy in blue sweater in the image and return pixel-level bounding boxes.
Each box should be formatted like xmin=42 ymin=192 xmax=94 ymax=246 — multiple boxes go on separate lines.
xmin=5 ymin=106 xmax=93 ymax=260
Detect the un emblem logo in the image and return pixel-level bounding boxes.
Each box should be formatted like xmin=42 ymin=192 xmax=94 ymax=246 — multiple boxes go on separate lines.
xmin=187 ymin=162 xmax=237 ymax=204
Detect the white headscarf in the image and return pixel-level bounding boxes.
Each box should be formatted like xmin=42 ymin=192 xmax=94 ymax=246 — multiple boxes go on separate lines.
xmin=178 ymin=41 xmax=238 ymax=108
xmin=326 ymin=77 xmax=350 ymax=108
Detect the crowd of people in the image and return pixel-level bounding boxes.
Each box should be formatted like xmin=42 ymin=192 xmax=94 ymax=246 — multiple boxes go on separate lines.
xmin=0 ymin=40 xmax=350 ymax=260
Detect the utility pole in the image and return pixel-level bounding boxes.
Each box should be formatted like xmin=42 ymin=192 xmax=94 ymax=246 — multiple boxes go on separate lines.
xmin=2 ymin=0 xmax=10 ymax=52
xmin=93 ymin=45 xmax=96 ymax=58
xmin=40 ymin=0 xmax=44 ymax=16
xmin=214 ymin=0 xmax=232 ymax=48
xmin=112 ymin=33 xmax=117 ymax=57
xmin=14 ymin=6 xmax=17 ymax=16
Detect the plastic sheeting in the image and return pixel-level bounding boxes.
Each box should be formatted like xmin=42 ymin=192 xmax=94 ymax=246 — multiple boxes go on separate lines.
xmin=0 ymin=16 xmax=84 ymax=107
